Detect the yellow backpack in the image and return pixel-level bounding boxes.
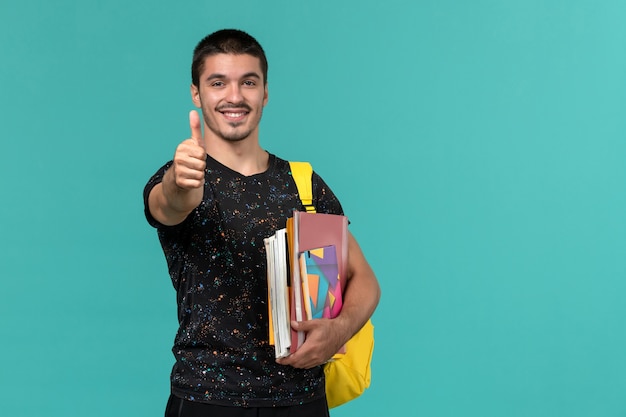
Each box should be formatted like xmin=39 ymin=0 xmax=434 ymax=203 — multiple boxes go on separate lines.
xmin=289 ymin=161 xmax=375 ymax=409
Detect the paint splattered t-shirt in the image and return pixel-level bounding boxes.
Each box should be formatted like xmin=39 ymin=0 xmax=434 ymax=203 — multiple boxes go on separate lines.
xmin=143 ymin=153 xmax=344 ymax=407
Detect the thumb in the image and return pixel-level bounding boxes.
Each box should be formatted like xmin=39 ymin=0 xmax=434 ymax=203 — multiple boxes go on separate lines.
xmin=189 ymin=110 xmax=204 ymax=148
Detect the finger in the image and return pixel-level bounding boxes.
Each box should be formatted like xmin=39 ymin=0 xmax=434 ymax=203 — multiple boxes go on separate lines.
xmin=291 ymin=320 xmax=315 ymax=332
xmin=276 ymin=350 xmax=319 ymax=370
xmin=189 ymin=110 xmax=204 ymax=148
xmin=276 ymin=353 xmax=301 ymax=368
xmin=290 ymin=320 xmax=302 ymax=330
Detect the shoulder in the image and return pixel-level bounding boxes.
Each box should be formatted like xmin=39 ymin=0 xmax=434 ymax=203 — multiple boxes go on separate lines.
xmin=269 ymin=153 xmax=291 ymax=173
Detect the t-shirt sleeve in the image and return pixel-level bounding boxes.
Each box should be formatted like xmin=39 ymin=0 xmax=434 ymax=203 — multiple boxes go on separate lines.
xmin=311 ymin=171 xmax=345 ymax=216
xmin=143 ymin=161 xmax=173 ymax=228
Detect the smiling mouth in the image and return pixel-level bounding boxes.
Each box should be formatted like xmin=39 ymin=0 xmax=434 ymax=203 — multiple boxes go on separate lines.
xmin=222 ymin=111 xmax=247 ymax=118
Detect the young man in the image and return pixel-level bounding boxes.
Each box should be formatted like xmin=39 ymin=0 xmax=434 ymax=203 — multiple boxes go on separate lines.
xmin=144 ymin=29 xmax=380 ymax=417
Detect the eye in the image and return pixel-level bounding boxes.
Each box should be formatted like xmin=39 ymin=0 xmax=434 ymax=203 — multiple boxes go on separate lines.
xmin=243 ymin=80 xmax=256 ymax=87
xmin=211 ymin=80 xmax=225 ymax=87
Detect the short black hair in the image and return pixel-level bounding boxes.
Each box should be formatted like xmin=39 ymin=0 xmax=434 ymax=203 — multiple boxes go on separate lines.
xmin=191 ymin=29 xmax=268 ymax=87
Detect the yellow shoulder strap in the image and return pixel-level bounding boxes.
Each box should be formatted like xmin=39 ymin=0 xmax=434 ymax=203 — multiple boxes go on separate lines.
xmin=289 ymin=161 xmax=316 ymax=213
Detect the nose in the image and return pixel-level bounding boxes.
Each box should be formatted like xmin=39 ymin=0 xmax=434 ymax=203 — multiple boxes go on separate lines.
xmin=225 ymin=82 xmax=244 ymax=104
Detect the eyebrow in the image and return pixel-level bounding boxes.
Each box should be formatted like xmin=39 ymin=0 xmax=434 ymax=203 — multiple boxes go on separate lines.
xmin=205 ymin=72 xmax=262 ymax=82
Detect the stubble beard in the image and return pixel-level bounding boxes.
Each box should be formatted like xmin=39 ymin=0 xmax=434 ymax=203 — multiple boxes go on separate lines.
xmin=202 ymin=104 xmax=264 ymax=143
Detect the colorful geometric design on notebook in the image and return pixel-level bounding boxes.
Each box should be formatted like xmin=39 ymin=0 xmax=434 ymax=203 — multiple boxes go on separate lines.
xmin=303 ymin=245 xmax=343 ymax=319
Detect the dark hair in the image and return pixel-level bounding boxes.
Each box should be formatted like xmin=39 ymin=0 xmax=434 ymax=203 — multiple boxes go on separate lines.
xmin=191 ymin=29 xmax=268 ymax=87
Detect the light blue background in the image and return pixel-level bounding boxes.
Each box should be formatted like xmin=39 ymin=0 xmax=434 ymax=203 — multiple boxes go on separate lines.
xmin=2 ymin=1 xmax=625 ymax=416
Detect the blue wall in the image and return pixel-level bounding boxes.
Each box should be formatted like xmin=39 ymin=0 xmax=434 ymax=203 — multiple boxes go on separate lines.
xmin=1 ymin=1 xmax=625 ymax=416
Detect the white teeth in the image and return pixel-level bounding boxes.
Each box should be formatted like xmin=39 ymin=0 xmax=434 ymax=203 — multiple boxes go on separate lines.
xmin=224 ymin=112 xmax=245 ymax=118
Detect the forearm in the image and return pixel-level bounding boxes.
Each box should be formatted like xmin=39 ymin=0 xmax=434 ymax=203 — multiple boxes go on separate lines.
xmin=149 ymin=168 xmax=204 ymax=226
xmin=334 ymin=232 xmax=381 ymax=344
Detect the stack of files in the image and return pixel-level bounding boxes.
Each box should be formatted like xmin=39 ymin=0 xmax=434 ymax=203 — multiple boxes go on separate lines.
xmin=263 ymin=229 xmax=291 ymax=358
xmin=264 ymin=211 xmax=348 ymax=359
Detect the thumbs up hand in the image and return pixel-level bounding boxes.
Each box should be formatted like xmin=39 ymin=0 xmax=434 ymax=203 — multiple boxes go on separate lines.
xmin=171 ymin=110 xmax=207 ymax=189
xmin=147 ymin=110 xmax=207 ymax=226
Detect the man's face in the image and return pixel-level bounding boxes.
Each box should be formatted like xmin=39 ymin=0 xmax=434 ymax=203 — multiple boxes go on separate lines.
xmin=191 ymin=53 xmax=268 ymax=143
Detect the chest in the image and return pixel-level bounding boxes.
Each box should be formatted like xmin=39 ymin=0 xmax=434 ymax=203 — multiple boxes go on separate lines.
xmin=200 ymin=170 xmax=302 ymax=245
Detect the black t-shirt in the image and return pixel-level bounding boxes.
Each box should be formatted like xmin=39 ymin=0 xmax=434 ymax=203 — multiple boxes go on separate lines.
xmin=143 ymin=153 xmax=344 ymax=407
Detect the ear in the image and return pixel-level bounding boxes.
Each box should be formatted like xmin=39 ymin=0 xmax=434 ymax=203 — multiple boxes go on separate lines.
xmin=190 ymin=84 xmax=201 ymax=108
xmin=263 ymin=84 xmax=269 ymax=107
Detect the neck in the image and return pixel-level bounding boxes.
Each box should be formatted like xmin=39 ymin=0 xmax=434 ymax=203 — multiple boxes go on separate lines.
xmin=204 ymin=135 xmax=269 ymax=176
